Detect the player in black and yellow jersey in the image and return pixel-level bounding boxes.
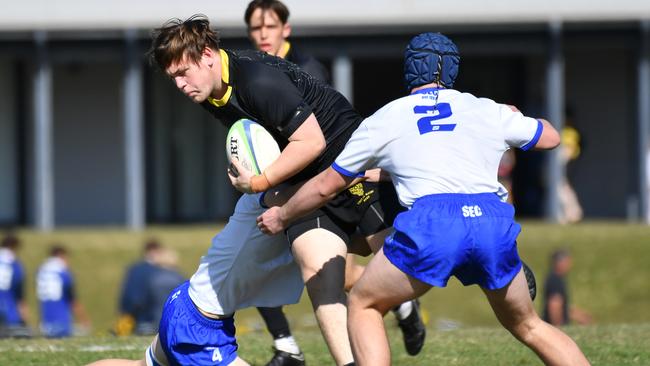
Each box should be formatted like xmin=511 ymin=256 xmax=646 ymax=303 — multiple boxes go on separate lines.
xmin=150 ymin=15 xmax=410 ymax=366
xmin=243 ymin=3 xmax=428 ymax=363
xmin=244 ymin=1 xmax=327 ymax=364
xmin=244 ymin=0 xmax=429 ymax=360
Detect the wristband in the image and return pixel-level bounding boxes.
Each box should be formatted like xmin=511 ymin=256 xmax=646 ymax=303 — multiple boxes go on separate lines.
xmin=250 ymin=172 xmax=272 ymax=193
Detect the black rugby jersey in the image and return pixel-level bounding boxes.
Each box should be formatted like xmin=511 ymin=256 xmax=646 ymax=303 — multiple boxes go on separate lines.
xmin=201 ymin=49 xmax=362 ymax=183
xmin=284 ymin=43 xmax=330 ymax=84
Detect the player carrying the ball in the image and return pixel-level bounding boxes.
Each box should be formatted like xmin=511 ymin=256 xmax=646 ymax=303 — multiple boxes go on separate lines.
xmin=257 ymin=32 xmax=591 ymax=365
xmin=97 ymin=14 xmax=423 ymax=366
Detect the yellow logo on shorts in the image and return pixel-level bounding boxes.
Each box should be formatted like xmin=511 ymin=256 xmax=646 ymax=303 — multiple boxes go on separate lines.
xmin=348 ymin=183 xmax=374 ymax=205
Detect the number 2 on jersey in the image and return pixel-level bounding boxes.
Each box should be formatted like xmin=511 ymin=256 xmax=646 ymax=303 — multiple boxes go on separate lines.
xmin=414 ymin=103 xmax=455 ymax=135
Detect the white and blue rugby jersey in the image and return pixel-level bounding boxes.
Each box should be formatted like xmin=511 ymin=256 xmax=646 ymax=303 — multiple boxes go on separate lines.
xmin=36 ymin=257 xmax=74 ymax=336
xmin=0 ymin=248 xmax=25 ymax=325
xmin=333 ymin=88 xmax=542 ymax=208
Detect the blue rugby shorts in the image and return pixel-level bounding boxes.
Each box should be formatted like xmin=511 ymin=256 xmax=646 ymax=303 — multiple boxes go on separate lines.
xmin=384 ymin=193 xmax=522 ymax=290
xmin=158 ymin=281 xmax=239 ymax=366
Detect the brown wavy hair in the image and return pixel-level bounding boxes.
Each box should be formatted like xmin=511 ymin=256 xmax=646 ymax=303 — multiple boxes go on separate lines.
xmin=149 ymin=14 xmax=220 ymax=71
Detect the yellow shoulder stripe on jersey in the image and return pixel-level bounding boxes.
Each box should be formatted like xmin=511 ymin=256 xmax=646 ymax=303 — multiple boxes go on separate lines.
xmin=208 ymin=49 xmax=232 ymax=107
xmin=278 ymin=41 xmax=291 ymax=59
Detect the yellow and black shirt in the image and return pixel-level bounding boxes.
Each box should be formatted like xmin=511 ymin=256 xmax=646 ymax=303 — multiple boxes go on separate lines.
xmin=201 ymin=49 xmax=361 ymax=183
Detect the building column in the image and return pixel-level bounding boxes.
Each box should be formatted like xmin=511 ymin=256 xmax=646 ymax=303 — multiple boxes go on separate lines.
xmin=639 ymin=21 xmax=650 ymax=223
xmin=545 ymin=21 xmax=564 ymax=222
xmin=333 ymin=55 xmax=353 ymax=104
xmin=124 ymin=29 xmax=145 ymax=230
xmin=33 ymin=31 xmax=54 ymax=231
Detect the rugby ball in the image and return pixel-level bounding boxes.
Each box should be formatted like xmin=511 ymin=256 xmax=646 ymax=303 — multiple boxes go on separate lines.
xmin=226 ymin=119 xmax=281 ymax=175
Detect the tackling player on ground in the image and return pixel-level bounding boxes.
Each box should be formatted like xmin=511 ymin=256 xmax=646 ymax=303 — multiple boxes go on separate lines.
xmin=88 ymin=194 xmax=304 ymax=366
xmin=257 ymin=32 xmax=590 ymax=365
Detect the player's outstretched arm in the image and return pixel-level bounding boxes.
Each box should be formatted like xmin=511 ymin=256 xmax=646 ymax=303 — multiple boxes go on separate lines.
xmin=257 ymin=167 xmax=353 ymax=234
xmin=534 ymin=118 xmax=561 ymax=150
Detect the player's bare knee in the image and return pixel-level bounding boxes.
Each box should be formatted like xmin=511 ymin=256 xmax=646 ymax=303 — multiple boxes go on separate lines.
xmin=505 ymin=315 xmax=542 ymax=345
xmin=348 ymin=286 xmax=384 ymax=313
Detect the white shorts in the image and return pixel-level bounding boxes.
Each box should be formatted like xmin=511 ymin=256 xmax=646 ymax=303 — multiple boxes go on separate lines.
xmin=188 ymin=193 xmax=304 ymax=315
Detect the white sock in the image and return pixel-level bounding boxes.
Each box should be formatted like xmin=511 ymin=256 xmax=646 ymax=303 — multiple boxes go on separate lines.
xmin=393 ymin=300 xmax=414 ymax=321
xmin=274 ymin=336 xmax=301 ymax=355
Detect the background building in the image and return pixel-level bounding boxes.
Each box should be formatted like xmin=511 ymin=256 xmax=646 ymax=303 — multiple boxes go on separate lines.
xmin=0 ymin=0 xmax=649 ymax=229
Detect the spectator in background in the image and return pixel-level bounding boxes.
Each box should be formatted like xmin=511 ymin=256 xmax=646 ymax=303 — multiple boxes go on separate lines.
xmin=147 ymin=248 xmax=185 ymax=334
xmin=559 ymin=109 xmax=583 ymax=224
xmin=245 ymin=0 xmax=330 ymax=83
xmin=543 ymin=249 xmax=592 ymax=326
xmin=117 ymin=239 xmax=162 ymax=336
xmin=0 ymin=234 xmax=32 ymax=338
xmin=36 ymin=245 xmax=91 ymax=337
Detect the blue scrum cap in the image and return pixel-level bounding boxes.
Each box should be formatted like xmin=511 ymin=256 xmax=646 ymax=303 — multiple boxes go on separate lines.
xmin=404 ymin=32 xmax=460 ymax=91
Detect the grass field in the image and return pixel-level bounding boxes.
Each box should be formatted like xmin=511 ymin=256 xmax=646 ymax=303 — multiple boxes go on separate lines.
xmin=1 ymin=323 xmax=648 ymax=365
xmin=3 ymin=221 xmax=650 ymax=364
